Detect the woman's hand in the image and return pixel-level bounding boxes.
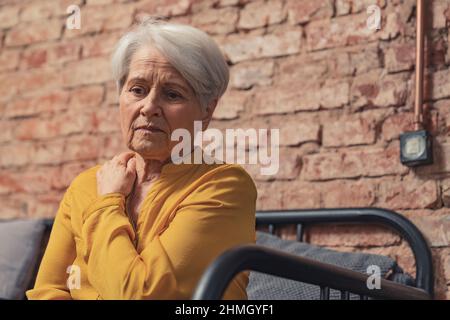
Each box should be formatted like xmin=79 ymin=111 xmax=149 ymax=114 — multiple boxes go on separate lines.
xmin=97 ymin=152 xmax=137 ymax=197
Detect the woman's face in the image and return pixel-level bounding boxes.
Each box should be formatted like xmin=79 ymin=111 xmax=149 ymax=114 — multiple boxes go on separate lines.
xmin=119 ymin=45 xmax=210 ymax=162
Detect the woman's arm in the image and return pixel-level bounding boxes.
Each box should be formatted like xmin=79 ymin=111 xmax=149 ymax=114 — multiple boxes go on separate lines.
xmin=26 ymin=187 xmax=77 ymax=300
xmin=82 ymin=165 xmax=256 ymax=300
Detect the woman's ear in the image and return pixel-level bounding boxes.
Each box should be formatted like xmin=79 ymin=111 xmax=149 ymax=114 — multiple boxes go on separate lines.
xmin=201 ymin=98 xmax=218 ymax=131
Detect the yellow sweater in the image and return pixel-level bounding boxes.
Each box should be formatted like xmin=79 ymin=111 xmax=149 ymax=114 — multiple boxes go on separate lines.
xmin=26 ymin=162 xmax=257 ymax=300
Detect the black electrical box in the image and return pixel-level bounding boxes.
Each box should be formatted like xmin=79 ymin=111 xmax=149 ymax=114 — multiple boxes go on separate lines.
xmin=399 ymin=130 xmax=433 ymax=167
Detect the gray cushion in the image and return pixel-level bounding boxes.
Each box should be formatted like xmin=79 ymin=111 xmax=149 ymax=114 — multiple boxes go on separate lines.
xmin=0 ymin=219 xmax=46 ymax=300
xmin=247 ymin=231 xmax=414 ymax=300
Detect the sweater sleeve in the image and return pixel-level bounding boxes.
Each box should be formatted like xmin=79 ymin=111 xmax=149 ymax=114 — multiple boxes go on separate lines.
xmin=81 ymin=165 xmax=257 ymax=300
xmin=26 ymin=187 xmax=77 ymax=300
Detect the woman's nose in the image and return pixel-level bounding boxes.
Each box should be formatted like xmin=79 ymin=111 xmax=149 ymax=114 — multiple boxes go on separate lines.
xmin=140 ymin=90 xmax=162 ymax=117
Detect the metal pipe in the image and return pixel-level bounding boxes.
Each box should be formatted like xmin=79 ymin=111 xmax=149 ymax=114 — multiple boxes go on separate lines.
xmin=414 ymin=0 xmax=425 ymax=130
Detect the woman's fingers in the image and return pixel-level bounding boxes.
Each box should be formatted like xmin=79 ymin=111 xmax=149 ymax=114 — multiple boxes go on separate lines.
xmin=114 ymin=152 xmax=135 ymax=166
xmin=126 ymin=157 xmax=136 ymax=175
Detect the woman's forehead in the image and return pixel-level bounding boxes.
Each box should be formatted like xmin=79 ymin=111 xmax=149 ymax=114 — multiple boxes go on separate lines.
xmin=128 ymin=46 xmax=186 ymax=83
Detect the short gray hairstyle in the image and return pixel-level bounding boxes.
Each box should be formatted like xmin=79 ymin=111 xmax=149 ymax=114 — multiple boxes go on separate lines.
xmin=111 ymin=17 xmax=229 ymax=110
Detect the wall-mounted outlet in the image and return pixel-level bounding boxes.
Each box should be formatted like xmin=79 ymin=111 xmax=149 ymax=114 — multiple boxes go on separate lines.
xmin=399 ymin=130 xmax=433 ymax=167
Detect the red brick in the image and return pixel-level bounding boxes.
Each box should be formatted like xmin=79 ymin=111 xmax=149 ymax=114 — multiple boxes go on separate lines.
xmin=306 ymin=13 xmax=376 ymax=51
xmin=99 ymin=134 xmax=128 ymax=160
xmin=32 ymin=139 xmax=66 ymax=165
xmin=21 ymin=40 xmax=81 ymax=69
xmin=0 ymin=143 xmax=32 ymax=168
xmin=238 ymin=0 xmax=286 ymax=30
xmin=230 ymin=59 xmax=274 ymax=89
xmin=306 ymin=224 xmax=400 ymax=247
xmin=322 ymin=113 xmax=378 ymax=147
xmin=69 ymin=85 xmax=105 ymax=110
xmin=276 ymin=54 xmax=328 ymax=85
xmin=0 ymin=171 xmax=25 ymax=195
xmin=350 ymin=0 xmax=386 ymax=14
xmin=91 ymin=107 xmax=121 ymax=133
xmin=64 ymin=4 xmax=134 ymax=38
xmin=17 ymin=67 xmax=63 ymax=96
xmin=35 ymin=90 xmax=71 ymax=115
xmin=255 ymin=180 xmax=283 ymax=210
xmin=136 ymin=0 xmax=192 ymax=17
xmin=27 ymin=192 xmax=62 ymax=218
xmin=5 ymin=90 xmax=70 ymax=118
xmin=0 ymin=120 xmax=13 ymax=143
xmin=378 ymin=10 xmax=403 ymax=40
xmin=54 ymin=160 xmax=98 ymax=190
xmin=416 ymin=141 xmax=450 ymax=175
xmin=0 ymin=5 xmax=20 ymax=28
xmin=14 ymin=111 xmax=94 ymax=141
xmin=381 ymin=112 xmax=414 ymax=142
xmin=432 ymin=69 xmax=450 ymax=100
xmin=335 ymin=0 xmax=351 ymax=16
xmin=104 ymin=81 xmax=120 ymax=106
xmin=302 ymin=144 xmax=408 ymax=181
xmin=62 ymin=58 xmax=112 ymax=88
xmin=319 ymin=80 xmax=350 ymax=109
xmin=0 ymin=49 xmax=20 ymax=72
xmin=4 ymin=98 xmax=36 ymax=119
xmin=253 ymin=83 xmax=320 ymax=115
xmin=272 ymin=148 xmax=302 ymax=180
xmin=218 ymin=0 xmax=241 ymax=7
xmin=350 ymin=69 xmax=408 ymax=109
xmin=222 ymin=29 xmax=302 ymax=63
xmin=213 ymin=89 xmax=247 ymax=120
xmin=86 ymin=0 xmax=116 ymax=4
xmin=0 ymin=196 xmax=28 ymax=219
xmin=286 ymin=0 xmax=333 ymax=25
xmin=377 ymin=176 xmax=439 ymax=210
xmin=192 ymin=7 xmax=238 ymax=34
xmin=20 ymin=0 xmax=83 ymax=21
xmin=81 ymin=32 xmax=121 ymax=58
xmin=320 ymin=179 xmax=376 ymax=207
xmin=0 ymin=72 xmax=21 ymax=102
xmin=276 ymin=116 xmax=320 ymax=147
xmin=385 ymin=42 xmax=415 ymax=73
xmin=402 ymin=212 xmax=450 ymax=247
xmin=281 ymin=180 xmax=321 ymax=209
xmin=348 ymin=44 xmax=381 ymax=75
xmin=63 ymin=135 xmax=101 ymax=162
xmin=432 ymin=0 xmax=450 ymax=29
xmin=16 ymin=167 xmax=60 ymax=194
xmin=5 ymin=19 xmax=62 ymax=47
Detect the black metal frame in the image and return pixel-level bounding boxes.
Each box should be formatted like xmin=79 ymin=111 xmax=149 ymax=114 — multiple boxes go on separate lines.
xmin=192 ymin=207 xmax=434 ymax=300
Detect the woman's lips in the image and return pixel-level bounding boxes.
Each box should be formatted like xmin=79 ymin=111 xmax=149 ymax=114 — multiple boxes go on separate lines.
xmin=134 ymin=126 xmax=165 ymax=134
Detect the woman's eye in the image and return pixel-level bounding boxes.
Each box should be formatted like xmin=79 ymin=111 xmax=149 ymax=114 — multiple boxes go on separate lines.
xmin=165 ymin=90 xmax=182 ymax=101
xmin=130 ymin=86 xmax=146 ymax=96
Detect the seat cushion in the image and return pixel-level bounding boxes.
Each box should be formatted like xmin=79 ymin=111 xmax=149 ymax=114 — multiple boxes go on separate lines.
xmin=247 ymin=231 xmax=414 ymax=300
xmin=0 ymin=219 xmax=46 ymax=300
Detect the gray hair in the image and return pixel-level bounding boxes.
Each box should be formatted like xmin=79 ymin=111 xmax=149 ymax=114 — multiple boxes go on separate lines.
xmin=111 ymin=17 xmax=229 ymax=110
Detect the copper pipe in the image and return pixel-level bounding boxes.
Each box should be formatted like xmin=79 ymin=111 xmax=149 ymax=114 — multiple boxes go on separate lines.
xmin=414 ymin=0 xmax=425 ymax=130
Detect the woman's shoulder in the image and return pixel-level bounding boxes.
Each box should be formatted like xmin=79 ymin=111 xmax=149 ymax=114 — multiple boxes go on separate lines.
xmin=67 ymin=164 xmax=102 ymax=196
xmin=198 ymin=163 xmax=257 ymax=195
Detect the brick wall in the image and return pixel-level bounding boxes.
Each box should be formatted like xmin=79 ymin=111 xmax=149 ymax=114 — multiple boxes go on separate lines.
xmin=0 ymin=0 xmax=449 ymax=299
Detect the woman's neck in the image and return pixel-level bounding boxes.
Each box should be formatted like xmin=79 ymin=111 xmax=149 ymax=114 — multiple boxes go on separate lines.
xmin=133 ymin=152 xmax=169 ymax=185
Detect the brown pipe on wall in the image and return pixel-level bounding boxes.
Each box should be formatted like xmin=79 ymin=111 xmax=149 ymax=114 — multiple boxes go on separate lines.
xmin=414 ymin=0 xmax=425 ymax=130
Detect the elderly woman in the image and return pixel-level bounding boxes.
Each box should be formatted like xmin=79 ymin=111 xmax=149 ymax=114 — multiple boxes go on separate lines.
xmin=26 ymin=18 xmax=256 ymax=300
